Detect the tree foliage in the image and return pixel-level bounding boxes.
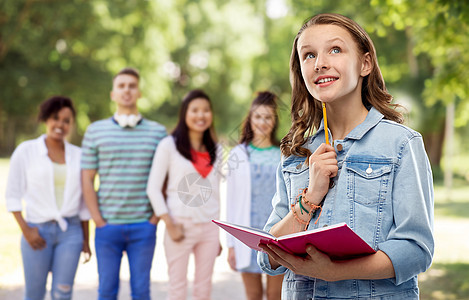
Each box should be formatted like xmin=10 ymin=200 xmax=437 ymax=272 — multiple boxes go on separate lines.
xmin=0 ymin=0 xmax=467 ymax=170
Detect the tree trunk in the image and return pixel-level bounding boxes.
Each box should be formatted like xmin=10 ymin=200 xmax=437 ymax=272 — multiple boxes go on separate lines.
xmin=422 ymin=125 xmax=445 ymax=167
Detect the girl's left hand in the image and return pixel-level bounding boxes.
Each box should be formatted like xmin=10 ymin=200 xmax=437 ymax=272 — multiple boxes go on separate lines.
xmin=82 ymin=241 xmax=92 ymax=264
xmin=259 ymin=242 xmax=337 ymax=281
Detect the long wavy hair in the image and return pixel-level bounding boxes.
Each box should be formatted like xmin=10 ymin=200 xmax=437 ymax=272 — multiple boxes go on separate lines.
xmin=281 ymin=13 xmax=403 ymax=158
xmin=172 ymin=89 xmax=217 ymax=165
xmin=239 ymin=91 xmax=280 ymax=147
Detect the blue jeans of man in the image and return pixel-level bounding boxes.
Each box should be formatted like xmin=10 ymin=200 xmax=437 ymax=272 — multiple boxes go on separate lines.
xmin=95 ymin=221 xmax=156 ymax=300
xmin=21 ymin=216 xmax=83 ymax=300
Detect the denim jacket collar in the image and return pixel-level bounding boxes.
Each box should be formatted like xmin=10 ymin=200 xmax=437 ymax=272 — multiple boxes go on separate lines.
xmin=283 ymin=107 xmax=385 ymax=172
xmin=314 ymin=106 xmax=384 ymax=142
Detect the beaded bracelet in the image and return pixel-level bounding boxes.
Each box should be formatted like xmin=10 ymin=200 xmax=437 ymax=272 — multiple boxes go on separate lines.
xmin=290 ymin=203 xmax=310 ymax=226
xmin=301 ymin=188 xmax=323 ymax=225
xmin=290 ymin=189 xmax=314 ymax=230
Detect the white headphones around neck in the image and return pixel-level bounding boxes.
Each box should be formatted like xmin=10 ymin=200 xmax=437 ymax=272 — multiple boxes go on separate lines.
xmin=114 ymin=113 xmax=142 ymax=128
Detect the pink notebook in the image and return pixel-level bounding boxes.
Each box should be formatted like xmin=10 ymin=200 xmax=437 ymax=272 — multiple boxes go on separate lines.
xmin=213 ymin=220 xmax=375 ymax=260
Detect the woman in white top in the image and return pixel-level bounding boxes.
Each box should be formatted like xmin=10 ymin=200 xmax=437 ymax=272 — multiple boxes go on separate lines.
xmin=5 ymin=96 xmax=91 ymax=300
xmin=147 ymin=89 xmax=222 ymax=300
xmin=226 ymin=91 xmax=283 ymax=300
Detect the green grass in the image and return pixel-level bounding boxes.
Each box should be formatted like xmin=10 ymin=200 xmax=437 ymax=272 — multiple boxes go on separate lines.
xmin=434 ymin=185 xmax=469 ymax=219
xmin=420 ymin=263 xmax=469 ymax=300
xmin=445 ymin=154 xmax=469 ymax=182
xmin=420 ymin=184 xmax=469 ymax=300
xmin=1 ymin=159 xmax=469 ymax=298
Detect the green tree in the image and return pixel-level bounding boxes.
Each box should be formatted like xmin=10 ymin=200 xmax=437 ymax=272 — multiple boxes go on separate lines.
xmin=0 ymin=0 xmax=178 ymax=154
xmin=0 ymin=0 xmax=114 ymax=154
xmin=370 ymin=0 xmax=469 ymax=169
xmin=1 ymin=0 xmax=467 ymax=173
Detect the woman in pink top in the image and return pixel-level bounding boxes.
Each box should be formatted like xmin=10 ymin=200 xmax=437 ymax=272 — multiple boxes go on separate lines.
xmin=147 ymin=89 xmax=222 ymax=300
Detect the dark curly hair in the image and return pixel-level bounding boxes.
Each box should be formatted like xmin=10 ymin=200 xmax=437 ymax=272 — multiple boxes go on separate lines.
xmin=38 ymin=96 xmax=76 ymax=122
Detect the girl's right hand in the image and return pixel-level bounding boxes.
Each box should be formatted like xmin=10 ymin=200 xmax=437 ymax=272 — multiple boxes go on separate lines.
xmin=306 ymin=143 xmax=338 ymax=205
xmin=167 ymin=222 xmax=185 ymax=242
xmin=24 ymin=226 xmax=46 ymax=250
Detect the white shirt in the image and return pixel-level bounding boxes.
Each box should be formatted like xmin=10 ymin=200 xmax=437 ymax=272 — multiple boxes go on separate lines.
xmin=5 ymin=135 xmax=90 ymax=231
xmin=225 ymin=144 xmax=252 ymax=269
xmin=147 ymin=136 xmax=222 ymax=223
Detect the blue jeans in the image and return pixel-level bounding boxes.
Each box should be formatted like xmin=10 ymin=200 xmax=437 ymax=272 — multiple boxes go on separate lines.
xmin=21 ymin=216 xmax=83 ymax=300
xmin=95 ymin=221 xmax=157 ymax=300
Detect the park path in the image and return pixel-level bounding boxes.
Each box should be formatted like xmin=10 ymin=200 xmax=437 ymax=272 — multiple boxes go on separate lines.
xmin=3 ymin=217 xmax=469 ymax=300
xmin=1 ymin=168 xmax=468 ymax=300
xmin=0 ymin=222 xmax=246 ymax=300
xmin=0 ymin=171 xmax=246 ymax=300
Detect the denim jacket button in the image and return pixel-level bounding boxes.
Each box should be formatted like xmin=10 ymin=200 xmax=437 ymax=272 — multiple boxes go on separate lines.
xmin=337 ymin=144 xmax=343 ymax=151
xmin=296 ymin=164 xmax=302 ymax=170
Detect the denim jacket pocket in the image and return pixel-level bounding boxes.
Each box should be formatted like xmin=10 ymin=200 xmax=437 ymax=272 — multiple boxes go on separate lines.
xmin=345 ymin=157 xmax=393 ymax=206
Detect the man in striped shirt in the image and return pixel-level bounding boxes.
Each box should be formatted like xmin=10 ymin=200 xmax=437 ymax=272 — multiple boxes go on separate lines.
xmin=81 ymin=67 xmax=166 ymax=300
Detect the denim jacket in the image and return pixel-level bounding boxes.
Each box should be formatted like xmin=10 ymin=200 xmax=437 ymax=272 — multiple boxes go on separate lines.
xmin=258 ymin=107 xmax=434 ymax=299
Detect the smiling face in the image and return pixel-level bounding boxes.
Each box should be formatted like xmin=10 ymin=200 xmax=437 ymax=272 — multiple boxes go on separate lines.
xmin=297 ymin=24 xmax=371 ymax=105
xmin=250 ymin=104 xmax=276 ymax=140
xmin=45 ymin=107 xmax=74 ymax=141
xmin=185 ymin=98 xmax=213 ymax=134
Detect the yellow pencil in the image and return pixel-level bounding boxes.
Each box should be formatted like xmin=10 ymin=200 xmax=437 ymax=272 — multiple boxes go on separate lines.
xmin=322 ymin=102 xmax=330 ymax=145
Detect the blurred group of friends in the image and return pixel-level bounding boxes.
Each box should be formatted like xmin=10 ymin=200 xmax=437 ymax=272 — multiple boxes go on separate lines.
xmin=5 ymin=13 xmax=434 ymax=300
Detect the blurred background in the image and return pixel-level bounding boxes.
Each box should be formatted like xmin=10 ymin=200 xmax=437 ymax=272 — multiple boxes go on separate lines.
xmin=0 ymin=0 xmax=468 ymax=180
xmin=1 ymin=0 xmax=468 ymax=299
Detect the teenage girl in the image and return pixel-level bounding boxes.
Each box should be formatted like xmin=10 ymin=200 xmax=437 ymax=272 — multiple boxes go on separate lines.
xmin=258 ymin=13 xmax=434 ymax=300
xmin=226 ymin=91 xmax=283 ymax=300
xmin=147 ymin=89 xmax=222 ymax=300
